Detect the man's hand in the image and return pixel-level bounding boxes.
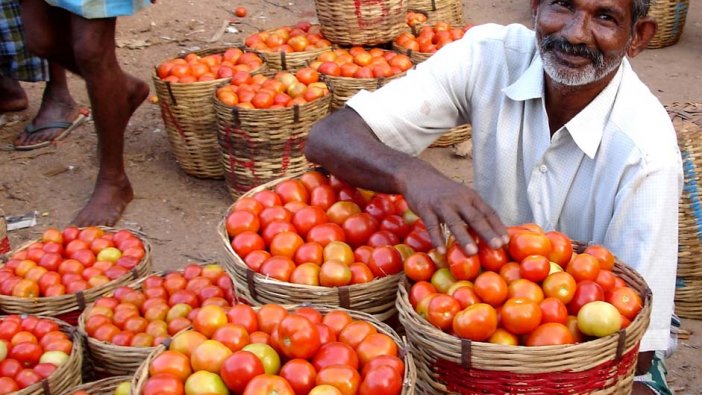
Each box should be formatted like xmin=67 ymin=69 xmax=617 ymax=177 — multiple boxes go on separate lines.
xmin=398 ymin=161 xmax=509 ymax=255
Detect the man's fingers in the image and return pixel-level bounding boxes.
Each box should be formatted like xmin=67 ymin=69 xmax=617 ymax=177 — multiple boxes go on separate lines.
xmin=455 ymin=204 xmax=501 ymax=250
xmin=416 ymin=209 xmax=446 ymax=254
xmin=438 ymin=208 xmax=478 ymax=255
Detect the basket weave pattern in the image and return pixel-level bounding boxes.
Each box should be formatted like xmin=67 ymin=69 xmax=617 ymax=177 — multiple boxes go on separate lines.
xmin=669 ymin=102 xmax=702 ymax=318
xmin=324 ymin=71 xmax=406 ymax=111
xmin=397 ymin=243 xmax=652 ymax=394
xmin=647 ymin=0 xmax=689 ymax=49
xmin=0 ymin=227 xmax=152 ymax=322
xmin=214 ymin=93 xmax=331 ymax=199
xmin=408 ymin=0 xmax=464 ymax=26
xmin=217 ymin=172 xmax=402 ymax=321
xmin=59 ymin=376 xmax=132 ymax=395
xmin=314 ymin=0 xmax=408 ymax=46
xmin=131 ymin=304 xmax=416 ymax=395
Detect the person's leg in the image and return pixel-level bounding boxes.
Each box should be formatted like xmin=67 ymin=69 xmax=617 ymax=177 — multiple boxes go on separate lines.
xmin=67 ymin=14 xmax=148 ymax=226
xmin=14 ymin=62 xmax=82 ymax=147
xmin=0 ymin=75 xmax=27 ymax=112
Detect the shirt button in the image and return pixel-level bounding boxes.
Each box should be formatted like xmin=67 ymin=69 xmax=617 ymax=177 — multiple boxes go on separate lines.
xmin=539 ymin=164 xmax=548 ymax=173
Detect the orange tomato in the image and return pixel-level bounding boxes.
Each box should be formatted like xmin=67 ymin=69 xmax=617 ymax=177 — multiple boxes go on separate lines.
xmin=452 ymin=303 xmax=497 ymax=341
xmin=566 ymin=253 xmax=601 ymax=282
xmin=539 ymin=297 xmax=568 ymax=324
xmin=526 ymin=323 xmax=575 ymax=346
xmin=607 ymin=287 xmax=642 ymax=320
xmin=508 ymin=279 xmax=544 ymax=303
xmin=500 ymin=297 xmax=542 ymax=335
xmin=473 ymin=271 xmax=508 ymax=307
xmin=584 ymin=245 xmax=615 ymax=271
xmin=542 ymin=272 xmax=577 ymax=304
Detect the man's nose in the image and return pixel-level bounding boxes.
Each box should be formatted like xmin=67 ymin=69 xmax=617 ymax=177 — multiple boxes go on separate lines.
xmin=560 ymin=11 xmax=592 ymax=45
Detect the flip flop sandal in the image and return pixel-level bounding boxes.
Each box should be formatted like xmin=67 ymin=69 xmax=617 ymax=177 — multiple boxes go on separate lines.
xmin=13 ymin=110 xmax=89 ymax=151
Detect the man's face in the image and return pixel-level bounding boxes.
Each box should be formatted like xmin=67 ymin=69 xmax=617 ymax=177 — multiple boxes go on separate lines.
xmin=534 ymin=0 xmax=634 ymax=87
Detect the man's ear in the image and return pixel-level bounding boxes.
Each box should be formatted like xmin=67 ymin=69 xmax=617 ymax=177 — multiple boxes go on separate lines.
xmin=627 ymin=17 xmax=657 ymax=58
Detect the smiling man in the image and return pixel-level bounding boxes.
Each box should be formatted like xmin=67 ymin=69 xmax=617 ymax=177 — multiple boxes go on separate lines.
xmin=305 ymin=1 xmax=681 ymax=393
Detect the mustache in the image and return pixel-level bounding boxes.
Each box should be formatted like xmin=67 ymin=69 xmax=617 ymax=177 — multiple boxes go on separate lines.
xmin=540 ymin=35 xmax=604 ymax=68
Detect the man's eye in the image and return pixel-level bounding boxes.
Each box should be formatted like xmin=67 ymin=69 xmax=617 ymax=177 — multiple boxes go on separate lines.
xmin=597 ymin=14 xmax=616 ymax=23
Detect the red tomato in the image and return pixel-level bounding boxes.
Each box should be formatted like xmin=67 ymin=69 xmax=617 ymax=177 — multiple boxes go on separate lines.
xmin=349 ymin=262 xmax=374 ymax=284
xmin=380 ymin=215 xmax=410 ymax=240
xmin=508 ymin=279 xmax=544 ymax=303
xmin=0 ymin=358 xmax=22 ymax=378
xmin=403 ymin=253 xmax=436 ymax=282
xmin=252 ymin=190 xmax=283 ymax=208
xmin=366 ymin=230 xmax=399 ymax=248
xmin=0 ymin=377 xmax=19 ymax=394
xmin=368 ymin=246 xmax=402 ymax=277
xmin=364 ymin=196 xmax=396 ymax=220
xmin=545 ymin=231 xmax=573 ymax=267
xmin=231 ymin=231 xmax=265 ymax=258
xmin=451 ymin=286 xmax=481 ymax=309
xmin=452 ymin=303 xmax=497 ymax=341
xmin=262 ymin=221 xmax=297 ymax=246
xmin=403 ymin=229 xmax=432 ymax=253
xmin=10 ymin=342 xmax=43 ymax=367
xmin=359 ymin=365 xmax=402 ymax=395
xmin=427 ymin=294 xmax=461 ymax=330
xmin=234 ymin=197 xmax=265 ymax=216
xmin=275 ymin=180 xmax=310 ymax=204
xmin=356 ymin=333 xmax=398 ymax=366
xmin=501 ymin=297 xmax=542 ymax=335
xmin=244 ymin=250 xmax=271 ymax=272
xmin=342 ymin=213 xmax=378 ymax=248
xmin=280 ymin=359 xmax=317 ymax=395
xmin=312 ymin=341 xmax=359 ymax=371
xmin=212 ymin=324 xmax=250 ymax=352
xmin=300 ymin=171 xmax=328 ymax=191
xmin=584 ymin=245 xmax=615 ymax=271
xmin=567 ymin=281 xmax=605 ymax=315
xmin=15 ymin=369 xmax=41 ymax=389
xmin=408 ymin=281 xmax=437 ymax=309
xmin=322 ymin=311 xmax=353 ymax=337
xmin=278 ymin=315 xmax=321 ymax=359
xmin=519 ymin=255 xmax=551 ymax=283
xmin=595 ymin=269 xmax=618 ymax=292
xmin=260 ymin=256 xmax=296 ymax=282
xmin=292 ymin=206 xmax=328 ymax=237
xmin=142 ymin=373 xmax=184 ymax=395
xmin=243 ymin=375 xmax=294 ymax=395
xmin=270 ymin=231 xmax=304 ymax=259
xmin=508 ymin=231 xmax=551 ymax=262
xmin=0 ymin=320 xmax=20 ymax=341
xmin=221 ymin=351 xmax=265 ymax=393
xmin=259 ymin=206 xmax=293 ymax=229
xmin=539 ymin=297 xmax=568 ymax=324
xmin=526 ymin=323 xmax=575 ymax=346
xmin=310 ymin=185 xmax=338 ymax=211
xmin=607 ymin=287 xmax=642 ymax=320
xmin=315 ymin=365 xmax=361 ymax=395
xmin=477 ymin=245 xmax=508 ymax=272
xmin=227 ymin=304 xmax=259 ymax=333
xmin=338 ymin=321 xmax=377 ymax=350
xmin=257 ymin=304 xmax=288 ymax=334
xmin=307 ymin=223 xmax=346 ymax=247
xmin=361 ymin=355 xmax=404 ymax=378
xmin=566 ymin=253 xmax=601 ymax=282
xmin=473 ymin=272 xmax=507 ymax=307
xmin=33 ymin=362 xmax=58 ymax=378
xmin=294 ymin=307 xmax=323 ymax=324
xmin=226 ymin=211 xmax=260 ymax=237
xmin=447 ymin=244 xmax=480 ymax=281
xmin=542 ymin=272 xmax=577 ymax=304
xmin=149 ymin=350 xmax=192 ymax=381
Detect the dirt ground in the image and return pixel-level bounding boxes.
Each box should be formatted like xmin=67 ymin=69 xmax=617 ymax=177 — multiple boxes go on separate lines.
xmin=1 ymin=0 xmax=701 ymax=393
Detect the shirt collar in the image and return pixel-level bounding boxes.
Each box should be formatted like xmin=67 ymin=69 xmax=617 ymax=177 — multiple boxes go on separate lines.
xmin=564 ymin=60 xmax=626 ymax=159
xmin=502 ymin=53 xmax=545 ymax=101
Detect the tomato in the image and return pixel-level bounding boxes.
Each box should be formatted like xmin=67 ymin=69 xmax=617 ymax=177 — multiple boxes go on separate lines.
xmin=577 ymin=301 xmax=622 ymax=337
xmin=452 ymin=303 xmax=498 ymax=341
xmin=184 ymin=370 xmax=228 ymax=395
xmin=312 ymin=342 xmax=359 ymax=372
xmin=508 ymin=231 xmax=551 ymax=262
xmin=539 ymin=297 xmax=568 ymax=324
xmin=212 ymin=324 xmax=250 ymax=353
xmin=149 ymin=350 xmax=191 ymax=381
xmin=0 ymin=319 xmax=21 ymax=341
xmin=487 ymin=328 xmax=518 ymax=345
xmin=342 ymin=213 xmax=378 ymax=248
xmin=519 ymin=255 xmax=550 ymax=283
xmin=322 ymin=311 xmax=353 ymax=336
xmin=473 ymin=271 xmax=508 ymax=307
xmin=315 ymin=365 xmax=361 ymax=395
xmin=243 ymin=374 xmax=294 ymax=395
xmin=501 ymin=297 xmax=542 ymax=335
xmin=293 ymin=242 xmax=323 ymax=266
xmin=526 ymin=322 xmax=575 ymax=346
xmin=0 ymin=377 xmax=19 ymax=394
xmin=403 ymin=252 xmax=436 ymax=282
xmin=193 ymin=305 xmax=228 ymax=337
xmin=242 ymin=343 xmax=281 ymax=375
xmin=364 ymin=230 xmax=397 ymax=248
xmin=169 ymin=330 xmax=207 ymax=358
xmin=361 ymin=355 xmax=404 ymax=379
xmin=477 ymin=245 xmax=508 ymax=272
xmin=221 ymin=351 xmax=265 ymax=393
xmin=307 ymin=223 xmax=346 ymax=246
xmin=447 ymin=244 xmax=480 ymax=281
xmin=567 ymin=253 xmax=601 ymax=282
xmin=368 ymin=246 xmax=402 ymax=277
xmin=323 ymin=241 xmax=354 ymax=265
xmin=353 ymin=246 xmax=373 ymax=264
xmin=310 ymin=384 xmax=343 ymax=395
xmin=300 ymin=171 xmax=328 ymax=191
xmin=545 ymin=231 xmax=573 ymax=267
xmin=542 ymin=272 xmax=577 ymax=304
xmin=292 ymin=206 xmax=328 ymax=237
xmin=430 ymin=268 xmax=456 ymax=294
xmin=226 ymin=210 xmax=260 ymax=237
xmin=567 ymin=281 xmax=605 ymax=315
xmin=227 ymin=304 xmax=258 ymax=333
xmin=278 ymin=315 xmax=321 ymax=359
xmin=11 ymin=332 xmax=37 ymax=346
xmin=358 ymin=365 xmax=402 ymax=395
xmin=316 ymin=323 xmax=336 ymax=346
xmin=364 ymin=195 xmax=396 ymax=220
xmin=318 ymin=260 xmax=351 ymax=286
xmin=231 ymin=231 xmax=265 ymax=259
xmin=356 ymin=333 xmax=398 ymax=365
xmin=326 ymin=202 xmax=361 ymax=226
xmin=607 ymin=287 xmax=642 ymax=320
xmin=38 ymin=331 xmax=68 ymax=349
xmin=595 ymin=269 xmax=617 ymax=292
xmin=424 ymin=294 xmax=459 ymax=331
xmin=270 ymin=231 xmax=304 ymax=259
xmin=338 ymin=321 xmax=377 ymax=350
xmin=15 ymin=369 xmax=41 ymax=389
xmin=408 ymin=281 xmax=437 ymax=309
xmin=234 ymin=197 xmax=265 ymax=215
xmin=347 ymin=262 xmax=373 ymax=284
xmin=257 ymin=304 xmax=288 ymax=334
xmin=508 ymin=279 xmax=544 ymax=303
xmin=280 ymin=359 xmax=317 ymax=395
xmin=310 ymin=185 xmax=338 ymax=211
xmin=380 ymin=215 xmax=410 ymax=240
xmin=260 ymin=256 xmax=296 ymax=282
xmin=275 ymin=180 xmax=310 ymax=204
xmin=0 ymin=358 xmax=22 ymax=378
xmin=253 ymin=190 xmax=283 ymax=208
xmin=191 ymin=339 xmax=233 ymax=374
xmin=584 ymin=245 xmax=615 ymax=271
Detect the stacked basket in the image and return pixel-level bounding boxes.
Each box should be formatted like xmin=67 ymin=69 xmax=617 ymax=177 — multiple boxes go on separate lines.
xmin=314 ymin=0 xmax=408 ymax=46
xmin=396 ymin=242 xmax=652 ymax=394
xmin=670 ymin=102 xmax=702 ymax=319
xmin=647 ymin=0 xmax=689 ymax=49
xmin=408 ymin=0 xmax=464 ymax=26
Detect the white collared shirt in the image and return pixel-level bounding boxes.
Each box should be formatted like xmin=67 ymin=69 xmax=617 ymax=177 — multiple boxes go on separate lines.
xmin=348 ymin=23 xmax=682 ymax=351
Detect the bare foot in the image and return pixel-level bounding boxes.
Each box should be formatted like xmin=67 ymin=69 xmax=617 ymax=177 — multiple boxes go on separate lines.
xmin=0 ymin=76 xmax=28 ymax=112
xmin=126 ymin=73 xmax=149 ymax=115
xmin=14 ymin=83 xmax=81 ymax=147
xmin=72 ymin=175 xmax=134 ymax=226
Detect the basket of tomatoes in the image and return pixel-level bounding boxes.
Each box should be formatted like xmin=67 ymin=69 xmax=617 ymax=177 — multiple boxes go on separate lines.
xmin=213 ymin=69 xmax=331 ymax=199
xmin=130 ymin=303 xmax=416 ymax=395
xmin=244 ymin=22 xmax=332 ymax=72
xmin=309 ymin=48 xmax=413 ymax=111
xmin=218 ymin=168 xmax=433 ymax=321
xmin=396 ymin=224 xmax=651 ymax=394
xmin=60 ymin=376 xmax=132 ymax=395
xmin=314 ymin=0 xmax=407 ymax=46
xmin=77 ymin=263 xmax=238 ymax=376
xmin=0 ymin=226 xmax=152 ymax=326
xmin=407 ymin=0 xmax=464 ymax=27
xmin=0 ymin=315 xmax=83 ymax=395
xmin=153 ymin=47 xmax=265 ymax=179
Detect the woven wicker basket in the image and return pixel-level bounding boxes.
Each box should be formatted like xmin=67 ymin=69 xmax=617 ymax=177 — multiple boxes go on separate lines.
xmin=214 ymin=89 xmax=331 ymax=199
xmin=408 ymin=0 xmax=464 ymax=26
xmin=245 ymin=26 xmax=329 ymax=72
xmin=647 ymin=0 xmax=689 ymax=49
xmin=322 ymin=68 xmax=407 ymax=111
xmin=77 ymin=262 xmax=229 ymax=376
xmin=315 ymin=0 xmax=408 ymax=46
xmin=430 ymin=124 xmax=472 ymax=148
xmin=0 ymin=227 xmax=152 ymax=325
xmin=131 ymin=304 xmax=416 ymax=395
xmin=217 ymin=173 xmax=403 ymax=321
xmin=59 ymin=376 xmax=132 ymax=395
xmin=3 ymin=315 xmax=83 ymax=395
xmin=396 ymin=242 xmax=652 ymax=394
xmin=0 ymin=214 xmax=8 ymax=255
xmin=669 ymin=102 xmax=702 ymax=318
xmin=153 ymin=48 xmax=266 ymax=179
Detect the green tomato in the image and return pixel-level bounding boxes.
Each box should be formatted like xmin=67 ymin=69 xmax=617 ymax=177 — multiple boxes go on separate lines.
xmin=242 ymin=343 xmax=281 ymax=375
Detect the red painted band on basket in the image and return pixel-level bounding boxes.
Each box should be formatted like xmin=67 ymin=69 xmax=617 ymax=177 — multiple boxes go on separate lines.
xmin=354 ymin=0 xmax=391 ymax=28
xmin=0 ymin=237 xmax=9 ymax=255
xmin=434 ymin=344 xmax=640 ymax=394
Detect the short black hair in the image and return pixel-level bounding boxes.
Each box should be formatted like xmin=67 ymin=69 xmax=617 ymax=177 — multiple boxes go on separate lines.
xmin=632 ymin=0 xmax=651 ymax=23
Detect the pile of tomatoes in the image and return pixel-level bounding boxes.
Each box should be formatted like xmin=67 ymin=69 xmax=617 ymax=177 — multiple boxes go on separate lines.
xmin=309 ymin=48 xmax=413 ymax=79
xmin=225 ymin=170 xmax=434 ymax=287
xmin=216 ymin=69 xmax=329 ymax=109
xmin=156 ymin=48 xmax=264 ymax=84
xmin=82 ymin=264 xmax=235 ymax=348
xmin=1 ymin=227 xmax=145 ymax=298
xmin=0 ymin=315 xmax=73 ymax=393
xmin=244 ymin=22 xmax=332 ymax=53
xmin=405 ymin=224 xmax=644 ymax=346
xmin=71 ymin=381 xmax=131 ymax=395
xmin=394 ymin=22 xmax=472 ymax=54
xmin=405 ymin=11 xmax=427 ymax=28
xmin=141 ymin=304 xmax=404 ymax=395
